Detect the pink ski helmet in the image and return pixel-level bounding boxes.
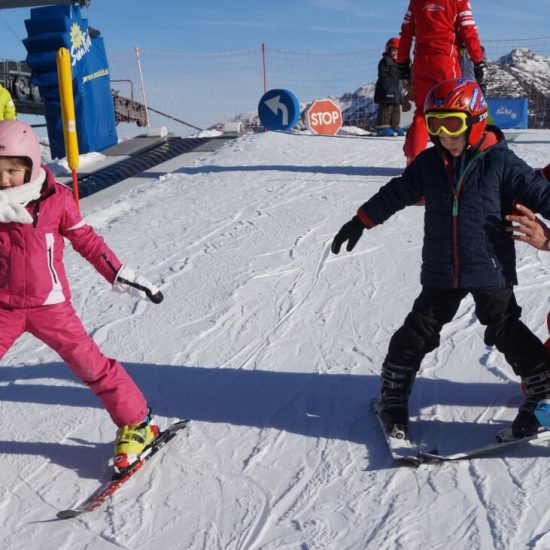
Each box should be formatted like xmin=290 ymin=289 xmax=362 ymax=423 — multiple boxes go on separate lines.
xmin=0 ymin=120 xmax=42 ymax=181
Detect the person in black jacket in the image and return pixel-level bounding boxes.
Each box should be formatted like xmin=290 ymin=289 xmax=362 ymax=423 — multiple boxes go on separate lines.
xmin=374 ymin=38 xmax=407 ymax=137
xmin=332 ymin=79 xmax=550 ymax=440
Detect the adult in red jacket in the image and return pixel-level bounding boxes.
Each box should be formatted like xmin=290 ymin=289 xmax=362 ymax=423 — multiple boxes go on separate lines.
xmin=396 ymin=0 xmax=485 ymax=164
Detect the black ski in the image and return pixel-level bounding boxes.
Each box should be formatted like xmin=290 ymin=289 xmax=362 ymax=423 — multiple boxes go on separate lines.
xmin=418 ymin=427 xmax=550 ymax=463
xmin=372 ymin=398 xmax=550 ymax=465
xmin=57 ymin=419 xmax=189 ymax=519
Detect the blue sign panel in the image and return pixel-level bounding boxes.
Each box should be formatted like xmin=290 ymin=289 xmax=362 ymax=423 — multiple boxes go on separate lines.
xmin=24 ymin=4 xmax=117 ymax=159
xmin=486 ymin=98 xmax=529 ymax=129
xmin=258 ymin=89 xmax=300 ymax=131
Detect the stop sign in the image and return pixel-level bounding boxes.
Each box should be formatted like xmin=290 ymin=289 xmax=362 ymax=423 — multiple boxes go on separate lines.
xmin=305 ymin=99 xmax=342 ymax=135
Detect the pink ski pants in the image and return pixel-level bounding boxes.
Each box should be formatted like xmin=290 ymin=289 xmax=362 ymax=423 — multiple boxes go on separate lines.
xmin=0 ymin=301 xmax=148 ymax=426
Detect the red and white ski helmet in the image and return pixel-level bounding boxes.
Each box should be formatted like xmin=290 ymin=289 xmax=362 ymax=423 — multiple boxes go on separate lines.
xmin=424 ymin=78 xmax=488 ymax=147
xmin=0 ymin=120 xmax=42 ymax=181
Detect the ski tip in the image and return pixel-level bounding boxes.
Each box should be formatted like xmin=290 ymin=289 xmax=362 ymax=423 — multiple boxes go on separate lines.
xmin=57 ymin=509 xmax=82 ymax=519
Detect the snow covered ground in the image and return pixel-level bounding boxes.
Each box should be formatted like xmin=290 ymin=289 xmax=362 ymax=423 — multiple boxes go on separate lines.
xmin=2 ymin=129 xmax=550 ymax=549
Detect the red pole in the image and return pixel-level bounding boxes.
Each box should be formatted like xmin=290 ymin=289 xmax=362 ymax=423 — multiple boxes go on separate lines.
xmin=72 ymin=169 xmax=80 ymax=211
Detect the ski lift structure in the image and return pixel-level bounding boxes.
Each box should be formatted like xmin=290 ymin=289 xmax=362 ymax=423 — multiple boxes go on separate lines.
xmin=0 ymin=0 xmax=147 ymax=127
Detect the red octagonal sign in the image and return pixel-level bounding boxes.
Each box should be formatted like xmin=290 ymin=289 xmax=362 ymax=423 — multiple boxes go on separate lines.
xmin=305 ymin=99 xmax=342 ymax=135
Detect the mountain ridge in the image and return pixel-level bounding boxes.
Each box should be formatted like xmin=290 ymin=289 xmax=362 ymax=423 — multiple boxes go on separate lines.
xmin=224 ymin=48 xmax=550 ymax=133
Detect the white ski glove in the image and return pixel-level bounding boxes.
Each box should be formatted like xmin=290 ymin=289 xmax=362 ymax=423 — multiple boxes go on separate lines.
xmin=113 ymin=265 xmax=164 ymax=304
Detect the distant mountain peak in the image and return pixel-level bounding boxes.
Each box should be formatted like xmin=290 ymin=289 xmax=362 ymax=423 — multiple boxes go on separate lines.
xmin=498 ymin=47 xmax=550 ymax=71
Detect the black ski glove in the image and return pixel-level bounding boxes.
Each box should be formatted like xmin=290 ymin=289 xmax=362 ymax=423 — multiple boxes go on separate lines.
xmin=397 ymin=62 xmax=411 ymax=82
xmin=474 ymin=61 xmax=487 ymax=86
xmin=331 ymin=216 xmax=365 ymax=254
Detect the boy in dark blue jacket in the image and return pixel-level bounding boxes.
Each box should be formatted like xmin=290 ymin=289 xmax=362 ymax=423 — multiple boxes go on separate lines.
xmin=332 ymin=78 xmax=550 ymax=440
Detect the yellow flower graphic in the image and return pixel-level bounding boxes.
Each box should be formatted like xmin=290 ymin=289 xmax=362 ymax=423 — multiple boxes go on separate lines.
xmin=70 ymin=23 xmax=83 ymax=49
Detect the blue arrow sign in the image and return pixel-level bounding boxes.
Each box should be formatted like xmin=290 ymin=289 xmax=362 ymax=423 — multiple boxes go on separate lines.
xmin=258 ymin=89 xmax=300 ymax=131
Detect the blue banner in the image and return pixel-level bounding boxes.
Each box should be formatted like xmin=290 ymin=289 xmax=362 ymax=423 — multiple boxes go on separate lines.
xmin=486 ymin=98 xmax=529 ymax=129
xmin=23 ymin=5 xmax=117 ymax=159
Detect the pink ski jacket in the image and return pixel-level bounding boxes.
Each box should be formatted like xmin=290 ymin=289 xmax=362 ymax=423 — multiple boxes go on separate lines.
xmin=0 ymin=166 xmax=122 ymax=308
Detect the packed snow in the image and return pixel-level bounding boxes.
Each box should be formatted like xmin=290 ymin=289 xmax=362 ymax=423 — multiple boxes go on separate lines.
xmin=2 ymin=129 xmax=550 ymax=549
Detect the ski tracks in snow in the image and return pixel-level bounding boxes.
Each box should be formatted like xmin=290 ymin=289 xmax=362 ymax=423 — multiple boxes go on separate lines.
xmin=5 ymin=132 xmax=550 ymax=548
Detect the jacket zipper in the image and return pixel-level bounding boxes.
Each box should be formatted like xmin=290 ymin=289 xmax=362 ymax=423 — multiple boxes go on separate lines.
xmin=449 ymin=152 xmax=486 ymax=287
xmin=47 ymin=246 xmax=58 ymax=284
xmin=451 ymin=200 xmax=460 ymax=288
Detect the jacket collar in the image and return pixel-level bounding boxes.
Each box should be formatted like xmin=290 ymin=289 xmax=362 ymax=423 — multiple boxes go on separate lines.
xmin=36 ymin=165 xmax=59 ymax=201
xmin=473 ymin=126 xmax=502 ymax=153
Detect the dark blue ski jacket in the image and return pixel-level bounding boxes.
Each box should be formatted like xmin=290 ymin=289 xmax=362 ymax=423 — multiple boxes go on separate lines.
xmin=374 ymin=54 xmax=402 ymax=106
xmin=356 ymin=128 xmax=550 ymax=289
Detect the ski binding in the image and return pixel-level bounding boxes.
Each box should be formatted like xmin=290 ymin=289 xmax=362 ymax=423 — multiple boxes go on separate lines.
xmin=372 ymin=399 xmax=421 ymax=466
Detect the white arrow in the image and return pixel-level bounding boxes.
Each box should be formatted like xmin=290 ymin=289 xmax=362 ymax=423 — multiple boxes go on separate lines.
xmin=265 ymin=95 xmax=289 ymax=125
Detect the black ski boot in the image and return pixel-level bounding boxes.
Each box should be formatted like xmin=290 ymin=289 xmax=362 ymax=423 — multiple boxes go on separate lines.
xmin=378 ymin=360 xmax=417 ymax=437
xmin=512 ymin=364 xmax=550 ymax=438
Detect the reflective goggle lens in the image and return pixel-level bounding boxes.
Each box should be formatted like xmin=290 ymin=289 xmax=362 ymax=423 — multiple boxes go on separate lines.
xmin=425 ymin=113 xmax=469 ymax=136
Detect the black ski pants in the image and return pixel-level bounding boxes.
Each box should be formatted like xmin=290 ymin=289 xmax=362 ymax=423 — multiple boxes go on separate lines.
xmin=384 ymin=286 xmax=550 ymax=378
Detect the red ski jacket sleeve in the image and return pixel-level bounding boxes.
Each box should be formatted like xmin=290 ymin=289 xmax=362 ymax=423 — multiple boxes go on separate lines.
xmin=396 ymin=1 xmax=415 ymax=65
xmin=455 ymin=0 xmax=484 ymax=64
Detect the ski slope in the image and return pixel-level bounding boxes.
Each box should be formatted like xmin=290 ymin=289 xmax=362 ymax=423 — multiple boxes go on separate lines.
xmin=2 ymin=129 xmax=550 ymax=549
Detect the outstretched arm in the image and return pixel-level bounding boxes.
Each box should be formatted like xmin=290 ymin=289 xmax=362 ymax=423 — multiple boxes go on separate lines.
xmin=60 ymin=188 xmax=164 ymax=302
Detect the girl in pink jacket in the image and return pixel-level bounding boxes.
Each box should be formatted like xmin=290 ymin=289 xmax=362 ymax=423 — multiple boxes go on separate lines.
xmin=0 ymin=120 xmax=163 ymax=476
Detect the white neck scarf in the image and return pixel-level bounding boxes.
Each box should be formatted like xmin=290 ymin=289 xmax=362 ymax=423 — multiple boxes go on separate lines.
xmin=0 ymin=168 xmax=46 ymax=224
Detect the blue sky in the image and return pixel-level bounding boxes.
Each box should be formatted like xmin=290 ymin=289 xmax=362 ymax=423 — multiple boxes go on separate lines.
xmin=0 ymin=0 xmax=549 ymax=59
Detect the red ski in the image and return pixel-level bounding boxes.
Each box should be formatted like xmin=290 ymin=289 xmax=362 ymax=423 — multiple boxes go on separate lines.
xmin=57 ymin=419 xmax=189 ymax=519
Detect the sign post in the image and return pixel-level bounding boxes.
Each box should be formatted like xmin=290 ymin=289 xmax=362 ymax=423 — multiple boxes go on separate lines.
xmin=57 ymin=47 xmax=80 ymax=210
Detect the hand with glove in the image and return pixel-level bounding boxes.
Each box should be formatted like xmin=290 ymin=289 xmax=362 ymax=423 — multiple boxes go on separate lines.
xmin=401 ymin=93 xmax=412 ymax=113
xmin=401 ymin=80 xmax=413 ymax=112
xmin=331 ymin=216 xmax=365 ymax=254
xmin=474 ymin=61 xmax=487 ymax=87
xmin=397 ymin=62 xmax=411 ymax=82
xmin=113 ymin=265 xmax=164 ymax=303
